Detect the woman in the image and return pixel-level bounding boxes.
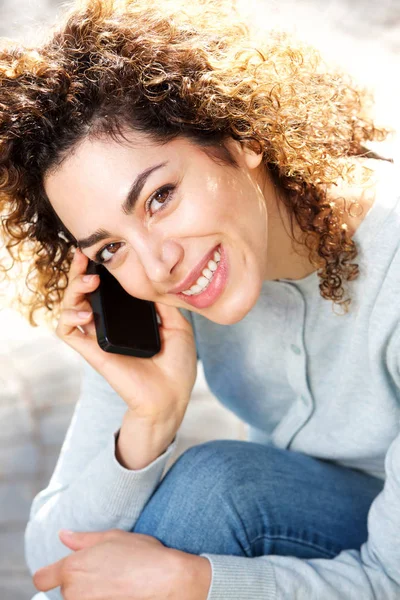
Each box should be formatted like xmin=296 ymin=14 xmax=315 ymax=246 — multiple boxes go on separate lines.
xmin=0 ymin=0 xmax=399 ymax=598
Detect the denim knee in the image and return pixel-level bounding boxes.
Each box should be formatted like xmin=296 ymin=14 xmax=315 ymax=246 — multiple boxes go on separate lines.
xmin=133 ymin=439 xmax=253 ymax=556
xmin=153 ymin=439 xmax=250 ymax=512
xmin=165 ymin=439 xmax=251 ymax=499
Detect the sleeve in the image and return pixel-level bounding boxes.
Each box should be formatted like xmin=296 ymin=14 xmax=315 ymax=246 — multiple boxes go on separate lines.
xmin=199 ymin=328 xmax=400 ymax=600
xmin=24 ymin=360 xmax=178 ymax=595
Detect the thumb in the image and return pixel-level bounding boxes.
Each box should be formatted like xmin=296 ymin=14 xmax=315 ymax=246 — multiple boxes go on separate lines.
xmin=58 ymin=529 xmax=109 ymax=551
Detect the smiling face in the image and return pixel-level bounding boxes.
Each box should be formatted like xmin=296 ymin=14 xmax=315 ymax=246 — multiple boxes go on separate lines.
xmin=44 ymin=130 xmax=273 ymax=324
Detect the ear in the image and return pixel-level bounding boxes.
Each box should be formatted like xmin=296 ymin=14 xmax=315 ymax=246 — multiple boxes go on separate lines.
xmin=240 ymin=140 xmax=263 ymax=170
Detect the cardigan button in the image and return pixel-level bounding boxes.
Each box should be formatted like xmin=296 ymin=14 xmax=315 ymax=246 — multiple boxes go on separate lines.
xmin=290 ymin=344 xmax=301 ymax=355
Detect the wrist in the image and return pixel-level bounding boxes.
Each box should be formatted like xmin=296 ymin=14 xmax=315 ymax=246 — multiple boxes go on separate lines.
xmin=172 ymin=550 xmax=212 ymax=600
xmin=116 ymin=410 xmax=177 ymax=470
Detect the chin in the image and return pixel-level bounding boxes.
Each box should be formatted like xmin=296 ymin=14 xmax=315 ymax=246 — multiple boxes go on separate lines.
xmin=207 ymin=279 xmax=262 ymax=326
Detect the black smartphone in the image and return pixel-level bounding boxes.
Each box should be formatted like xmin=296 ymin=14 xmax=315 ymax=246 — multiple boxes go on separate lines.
xmin=85 ymin=259 xmax=161 ymax=358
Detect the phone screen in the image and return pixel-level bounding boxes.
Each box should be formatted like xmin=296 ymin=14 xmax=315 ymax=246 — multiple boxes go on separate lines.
xmin=87 ymin=260 xmax=161 ymax=358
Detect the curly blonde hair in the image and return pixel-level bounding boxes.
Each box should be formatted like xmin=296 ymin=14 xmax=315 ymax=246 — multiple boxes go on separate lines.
xmin=0 ymin=0 xmax=389 ymax=325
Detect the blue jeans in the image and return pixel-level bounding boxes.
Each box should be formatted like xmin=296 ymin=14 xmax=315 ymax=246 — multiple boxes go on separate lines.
xmin=133 ymin=440 xmax=384 ymax=559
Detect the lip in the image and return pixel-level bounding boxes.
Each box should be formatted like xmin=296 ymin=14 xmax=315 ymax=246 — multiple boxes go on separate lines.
xmin=175 ymin=244 xmax=228 ymax=309
xmin=168 ymin=244 xmax=221 ymax=294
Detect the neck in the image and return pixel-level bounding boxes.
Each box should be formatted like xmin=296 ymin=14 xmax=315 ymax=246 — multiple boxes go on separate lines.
xmin=263 ymin=183 xmax=316 ymax=281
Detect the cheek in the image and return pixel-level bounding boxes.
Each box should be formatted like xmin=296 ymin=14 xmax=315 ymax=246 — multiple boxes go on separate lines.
xmin=123 ymin=279 xmax=153 ymax=301
xmin=169 ymin=195 xmax=223 ymax=235
xmin=115 ymin=265 xmax=152 ymax=300
xmin=180 ymin=176 xmax=236 ymax=229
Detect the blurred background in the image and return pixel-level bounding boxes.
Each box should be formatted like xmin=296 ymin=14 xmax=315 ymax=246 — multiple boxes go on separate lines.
xmin=0 ymin=0 xmax=398 ymax=598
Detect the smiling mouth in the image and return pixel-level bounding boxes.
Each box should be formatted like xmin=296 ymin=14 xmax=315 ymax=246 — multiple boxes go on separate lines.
xmin=180 ymin=247 xmax=221 ymax=295
xmin=173 ymin=243 xmax=228 ymax=310
xmin=168 ymin=244 xmax=221 ymax=295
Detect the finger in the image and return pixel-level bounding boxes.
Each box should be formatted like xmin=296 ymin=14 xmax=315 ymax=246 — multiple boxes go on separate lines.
xmin=55 ymin=316 xmax=116 ymax=375
xmin=81 ymin=319 xmax=97 ymax=337
xmin=59 ymin=529 xmax=119 ymax=551
xmin=62 ymin=273 xmax=100 ymax=312
xmin=62 ymin=248 xmax=86 ymax=300
xmin=58 ymin=330 xmax=109 ymax=374
xmin=62 ymin=248 xmax=97 ymax=311
xmin=33 ymin=559 xmax=64 ymax=592
xmin=67 ymin=247 xmax=89 ymax=281
xmin=56 ymin=308 xmax=94 ymax=339
xmin=62 ymin=274 xmax=100 ymax=310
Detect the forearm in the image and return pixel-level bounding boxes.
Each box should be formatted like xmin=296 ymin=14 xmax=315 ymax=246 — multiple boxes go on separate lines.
xmin=25 ymin=361 xmax=179 ymax=593
xmin=26 ymin=430 xmax=178 ymax=576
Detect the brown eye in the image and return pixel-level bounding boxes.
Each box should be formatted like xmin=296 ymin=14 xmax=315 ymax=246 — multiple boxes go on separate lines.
xmin=147 ymin=185 xmax=175 ymax=216
xmin=155 ymin=189 xmax=170 ymax=203
xmin=98 ymin=242 xmax=123 ymax=264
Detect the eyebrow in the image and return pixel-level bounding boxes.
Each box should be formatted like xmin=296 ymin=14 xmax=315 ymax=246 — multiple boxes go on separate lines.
xmin=77 ymin=161 xmax=168 ymax=250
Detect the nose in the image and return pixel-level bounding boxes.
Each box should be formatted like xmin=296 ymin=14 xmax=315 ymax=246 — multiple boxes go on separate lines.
xmin=135 ymin=237 xmax=183 ymax=285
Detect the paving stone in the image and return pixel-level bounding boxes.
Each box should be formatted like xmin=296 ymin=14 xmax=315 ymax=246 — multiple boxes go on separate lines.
xmin=0 ymin=309 xmax=47 ymax=348
xmin=0 ymin=531 xmax=27 ymax=571
xmin=0 ymin=364 xmax=32 ymax=409
xmin=30 ymin=381 xmax=81 ymax=412
xmin=0 ymin=402 xmax=35 ymax=443
xmin=31 ymin=473 xmax=52 ymax=499
xmin=38 ymin=404 xmax=76 ymax=447
xmin=0 ymin=483 xmax=34 ymax=525
xmin=8 ymin=338 xmax=80 ymax=372
xmin=0 ymin=0 xmax=63 ymax=41
xmin=41 ymin=444 xmax=65 ymax=479
xmin=0 ymin=443 xmax=39 ymax=479
xmin=0 ymin=370 xmax=23 ymax=402
xmin=0 ymin=572 xmax=37 ymax=600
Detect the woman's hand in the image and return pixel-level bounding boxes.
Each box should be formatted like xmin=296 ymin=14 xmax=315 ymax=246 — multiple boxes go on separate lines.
xmin=33 ymin=529 xmax=212 ymax=600
xmin=56 ymin=248 xmax=197 ymax=427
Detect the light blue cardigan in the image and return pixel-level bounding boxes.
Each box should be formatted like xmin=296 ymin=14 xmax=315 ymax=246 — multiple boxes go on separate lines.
xmin=27 ymin=164 xmax=400 ymax=599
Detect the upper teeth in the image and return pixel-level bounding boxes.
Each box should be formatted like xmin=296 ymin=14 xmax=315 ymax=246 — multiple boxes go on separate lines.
xmin=181 ymin=249 xmax=221 ymax=295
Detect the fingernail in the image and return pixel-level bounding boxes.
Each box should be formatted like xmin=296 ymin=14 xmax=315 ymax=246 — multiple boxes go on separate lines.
xmin=82 ymin=275 xmax=96 ymax=282
xmin=78 ymin=311 xmax=92 ymax=319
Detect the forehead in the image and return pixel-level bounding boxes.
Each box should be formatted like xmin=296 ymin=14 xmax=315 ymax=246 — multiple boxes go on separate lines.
xmin=45 ymin=132 xmax=184 ymax=194
xmin=43 ymin=132 xmax=195 ymax=229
